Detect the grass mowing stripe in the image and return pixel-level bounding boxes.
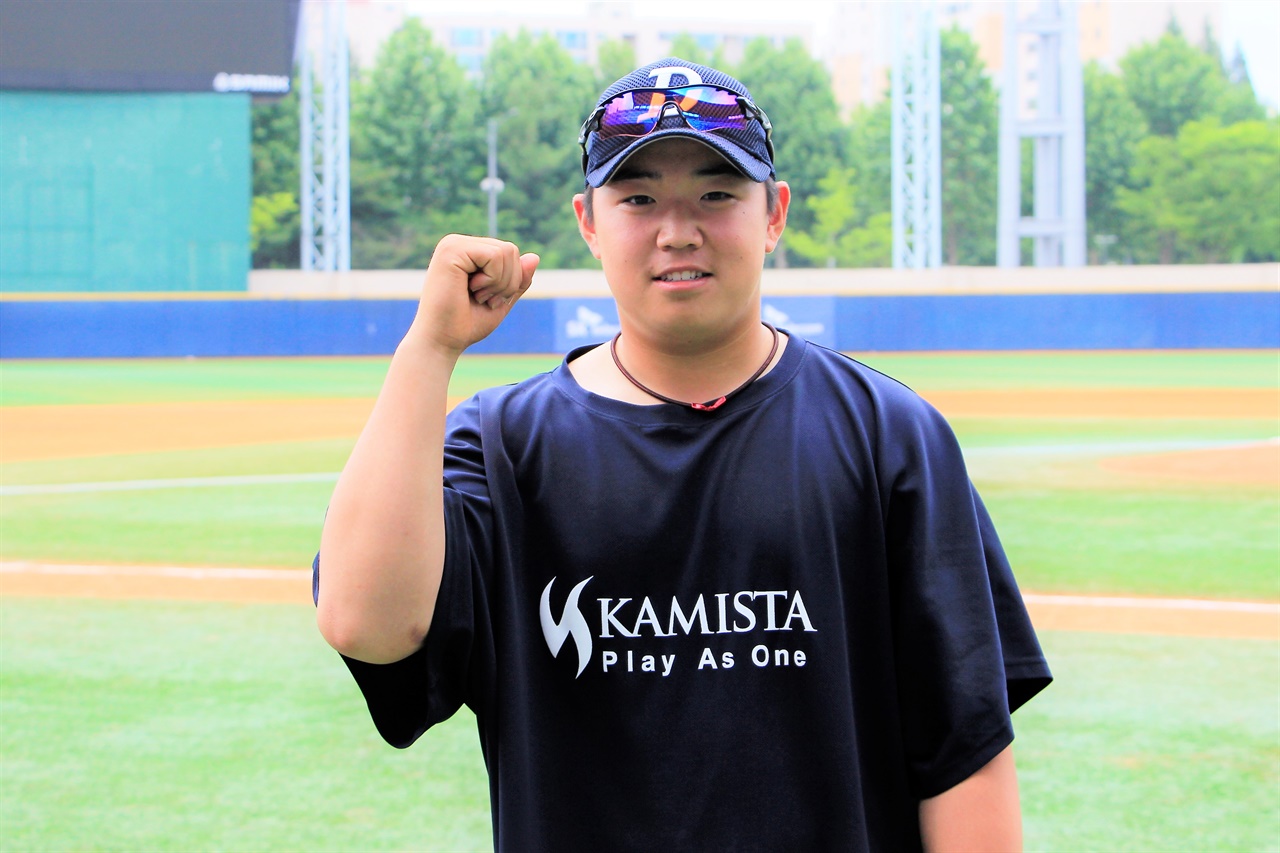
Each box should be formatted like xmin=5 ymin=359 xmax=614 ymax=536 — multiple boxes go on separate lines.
xmin=986 ymin=486 xmax=1279 ymax=600
xmin=2 ymin=351 xmax=1275 ymax=406
xmin=0 ymin=481 xmax=335 ymax=568
xmin=855 ymin=350 xmax=1279 ymax=390
xmin=0 ymin=355 xmax=562 ymax=405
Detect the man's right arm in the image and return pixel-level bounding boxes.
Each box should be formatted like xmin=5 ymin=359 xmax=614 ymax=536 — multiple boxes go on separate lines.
xmin=316 ymin=235 xmax=538 ymax=664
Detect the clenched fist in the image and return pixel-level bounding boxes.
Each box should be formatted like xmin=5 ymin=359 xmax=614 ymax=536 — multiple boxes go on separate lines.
xmin=406 ymin=234 xmax=540 ymax=358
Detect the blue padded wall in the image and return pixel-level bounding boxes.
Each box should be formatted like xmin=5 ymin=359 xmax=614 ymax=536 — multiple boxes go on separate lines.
xmin=1 ymin=291 xmax=1274 ymax=358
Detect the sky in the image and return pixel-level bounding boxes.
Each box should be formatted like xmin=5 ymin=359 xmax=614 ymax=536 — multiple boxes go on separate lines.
xmin=419 ymin=0 xmax=1280 ymax=108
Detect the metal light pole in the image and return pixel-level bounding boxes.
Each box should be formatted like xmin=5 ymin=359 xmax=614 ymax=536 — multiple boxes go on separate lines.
xmin=300 ymin=0 xmax=350 ymax=271
xmin=996 ymin=0 xmax=1086 ymax=267
xmin=890 ymin=1 xmax=942 ymax=270
xmin=479 ymin=118 xmax=505 ymax=237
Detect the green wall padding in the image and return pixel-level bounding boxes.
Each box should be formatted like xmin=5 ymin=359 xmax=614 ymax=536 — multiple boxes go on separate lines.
xmin=1 ymin=91 xmax=250 ymax=292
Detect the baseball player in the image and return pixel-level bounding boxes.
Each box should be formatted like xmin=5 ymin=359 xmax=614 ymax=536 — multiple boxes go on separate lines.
xmin=315 ymin=57 xmax=1051 ymax=851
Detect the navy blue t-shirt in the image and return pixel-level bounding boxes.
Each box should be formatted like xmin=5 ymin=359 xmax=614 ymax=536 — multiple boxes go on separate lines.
xmin=319 ymin=333 xmax=1051 ymax=852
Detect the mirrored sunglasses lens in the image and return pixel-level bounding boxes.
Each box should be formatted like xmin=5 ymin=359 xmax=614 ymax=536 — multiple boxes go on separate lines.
xmin=598 ymin=90 xmax=663 ymax=137
xmin=680 ymin=88 xmax=746 ymax=131
xmin=597 ymin=87 xmax=746 ymax=138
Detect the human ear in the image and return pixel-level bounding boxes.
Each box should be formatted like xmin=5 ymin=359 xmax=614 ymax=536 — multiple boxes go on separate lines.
xmin=572 ymin=194 xmax=602 ymax=259
xmin=765 ymin=181 xmax=790 ymax=254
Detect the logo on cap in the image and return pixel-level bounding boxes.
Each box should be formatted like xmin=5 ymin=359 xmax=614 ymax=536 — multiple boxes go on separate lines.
xmin=647 ymin=66 xmax=703 ymax=89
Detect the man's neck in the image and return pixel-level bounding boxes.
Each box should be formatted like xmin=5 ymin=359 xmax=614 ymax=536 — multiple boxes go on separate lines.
xmin=568 ymin=321 xmax=787 ymax=406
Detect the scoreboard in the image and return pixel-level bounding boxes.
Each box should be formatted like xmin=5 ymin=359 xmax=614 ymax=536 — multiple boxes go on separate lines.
xmin=0 ymin=0 xmax=300 ymax=95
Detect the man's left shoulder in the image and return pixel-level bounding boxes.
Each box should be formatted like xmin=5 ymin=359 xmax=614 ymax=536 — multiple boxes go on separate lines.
xmin=794 ymin=340 xmax=937 ymax=416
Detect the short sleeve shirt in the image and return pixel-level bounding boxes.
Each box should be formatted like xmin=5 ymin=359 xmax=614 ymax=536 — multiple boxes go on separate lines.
xmin=323 ymin=333 xmax=1051 ymax=852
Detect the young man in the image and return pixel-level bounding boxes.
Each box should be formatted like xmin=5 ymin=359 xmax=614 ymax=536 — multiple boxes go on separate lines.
xmin=315 ymin=58 xmax=1051 ymax=852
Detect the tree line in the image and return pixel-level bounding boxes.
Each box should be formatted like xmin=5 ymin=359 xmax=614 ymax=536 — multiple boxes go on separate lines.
xmin=251 ymin=19 xmax=1278 ymax=269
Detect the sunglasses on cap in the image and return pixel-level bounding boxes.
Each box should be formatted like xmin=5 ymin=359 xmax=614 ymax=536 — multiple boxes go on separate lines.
xmin=578 ymin=84 xmax=774 ymax=174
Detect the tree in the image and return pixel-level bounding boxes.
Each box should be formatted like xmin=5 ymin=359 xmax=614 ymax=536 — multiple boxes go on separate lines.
xmin=1120 ymin=26 xmax=1228 ymax=137
xmin=938 ymin=26 xmax=999 ymax=265
xmin=1117 ymin=119 xmax=1280 ymax=263
xmin=785 ymin=166 xmax=891 ymax=267
xmin=845 ymin=98 xmax=892 ymax=227
xmin=594 ymin=37 xmax=637 ymax=93
xmin=482 ymin=31 xmax=598 ymax=268
xmin=788 ymin=97 xmax=893 ymax=268
xmin=734 ymin=37 xmax=849 ymax=265
xmin=249 ymin=77 xmax=300 ymax=268
xmin=1082 ymin=61 xmax=1147 ymax=259
xmin=1216 ymin=44 xmax=1267 ymax=126
xmin=250 ymin=192 xmax=299 ymax=259
xmin=667 ymin=33 xmax=724 ymax=69
xmin=351 ymin=19 xmax=486 ymax=267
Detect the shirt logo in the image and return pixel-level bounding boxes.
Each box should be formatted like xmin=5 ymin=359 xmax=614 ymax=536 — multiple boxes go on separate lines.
xmin=539 ymin=576 xmax=594 ymax=677
xmin=539 ymin=577 xmax=819 ymax=680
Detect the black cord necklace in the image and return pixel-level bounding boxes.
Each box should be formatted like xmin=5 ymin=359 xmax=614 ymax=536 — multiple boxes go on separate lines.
xmin=609 ymin=323 xmax=780 ymax=412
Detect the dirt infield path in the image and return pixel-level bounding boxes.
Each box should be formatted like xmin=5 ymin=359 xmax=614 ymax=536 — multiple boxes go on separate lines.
xmin=1 ymin=399 xmax=378 ymax=462
xmin=2 ymin=562 xmax=1275 ymax=641
xmin=1098 ymin=438 xmax=1278 ymax=486
xmin=3 ymin=388 xmax=1276 ymax=462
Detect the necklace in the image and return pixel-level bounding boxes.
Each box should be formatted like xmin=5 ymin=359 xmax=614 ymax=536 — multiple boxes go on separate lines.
xmin=609 ymin=324 xmax=780 ymax=412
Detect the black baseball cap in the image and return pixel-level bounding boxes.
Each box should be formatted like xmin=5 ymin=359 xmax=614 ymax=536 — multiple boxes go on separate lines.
xmin=581 ymin=57 xmax=775 ymax=188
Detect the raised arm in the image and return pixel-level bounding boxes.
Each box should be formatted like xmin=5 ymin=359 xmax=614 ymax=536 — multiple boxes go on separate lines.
xmin=918 ymin=744 xmax=1023 ymax=852
xmin=316 ymin=235 xmax=539 ymax=664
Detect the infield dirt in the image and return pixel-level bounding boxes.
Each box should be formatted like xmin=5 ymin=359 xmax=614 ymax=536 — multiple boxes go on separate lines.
xmin=2 ymin=387 xmax=1275 ymax=463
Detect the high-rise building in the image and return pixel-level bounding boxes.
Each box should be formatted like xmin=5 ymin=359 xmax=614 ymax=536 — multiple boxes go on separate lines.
xmin=822 ymin=0 xmax=1223 ymax=115
xmin=319 ymin=0 xmax=810 ymax=76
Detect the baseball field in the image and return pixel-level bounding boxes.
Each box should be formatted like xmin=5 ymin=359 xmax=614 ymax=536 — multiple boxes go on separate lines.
xmin=1 ymin=349 xmax=1277 ymax=851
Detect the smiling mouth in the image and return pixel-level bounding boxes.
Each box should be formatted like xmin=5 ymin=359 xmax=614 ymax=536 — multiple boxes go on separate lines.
xmin=656 ymin=271 xmax=709 ymax=282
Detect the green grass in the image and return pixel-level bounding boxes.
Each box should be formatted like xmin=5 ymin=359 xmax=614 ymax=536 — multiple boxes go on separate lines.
xmin=1 ymin=351 xmax=1277 ymax=848
xmin=2 ymin=599 xmax=1276 ymax=852
xmin=1020 ymin=632 xmax=1280 ymax=852
xmin=0 ymin=481 xmax=335 ymax=567
xmin=0 ymin=355 xmax=561 ymax=405
xmin=0 ymin=599 xmax=492 ymax=852
xmin=987 ymin=486 xmax=1279 ymax=599
xmin=855 ymin=350 xmax=1279 ymax=390
xmin=1 ymin=350 xmax=1273 ymax=406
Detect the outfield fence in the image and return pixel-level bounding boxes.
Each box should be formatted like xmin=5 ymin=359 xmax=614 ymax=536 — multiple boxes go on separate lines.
xmin=2 ymin=263 xmax=1276 ymax=358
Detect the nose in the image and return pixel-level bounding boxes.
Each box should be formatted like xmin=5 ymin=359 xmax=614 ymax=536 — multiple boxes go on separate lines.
xmin=656 ymin=203 xmax=702 ymax=250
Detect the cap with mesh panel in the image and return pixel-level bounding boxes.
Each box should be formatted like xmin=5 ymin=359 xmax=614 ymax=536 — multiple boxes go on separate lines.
xmin=582 ymin=57 xmax=774 ymax=188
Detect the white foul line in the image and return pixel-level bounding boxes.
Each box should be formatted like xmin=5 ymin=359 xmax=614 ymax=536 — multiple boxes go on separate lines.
xmin=2 ymin=562 xmax=1275 ymax=616
xmin=4 ymin=437 xmax=1272 ymax=496
xmin=1021 ymin=593 xmax=1279 ymax=614
xmin=0 ymin=562 xmax=310 ymax=581
xmin=0 ymin=472 xmax=339 ymax=496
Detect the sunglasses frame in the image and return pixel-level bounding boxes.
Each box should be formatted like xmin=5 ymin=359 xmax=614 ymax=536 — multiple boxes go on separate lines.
xmin=578 ymin=85 xmax=775 ymax=175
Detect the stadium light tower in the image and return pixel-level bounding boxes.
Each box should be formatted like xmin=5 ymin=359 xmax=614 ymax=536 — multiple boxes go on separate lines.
xmin=996 ymin=0 xmax=1086 ymax=267
xmin=890 ymin=0 xmax=942 ymax=270
xmin=300 ymin=0 xmax=351 ymax=271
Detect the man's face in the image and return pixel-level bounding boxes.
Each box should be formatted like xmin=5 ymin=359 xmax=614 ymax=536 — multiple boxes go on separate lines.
xmin=574 ymin=138 xmax=789 ymax=344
